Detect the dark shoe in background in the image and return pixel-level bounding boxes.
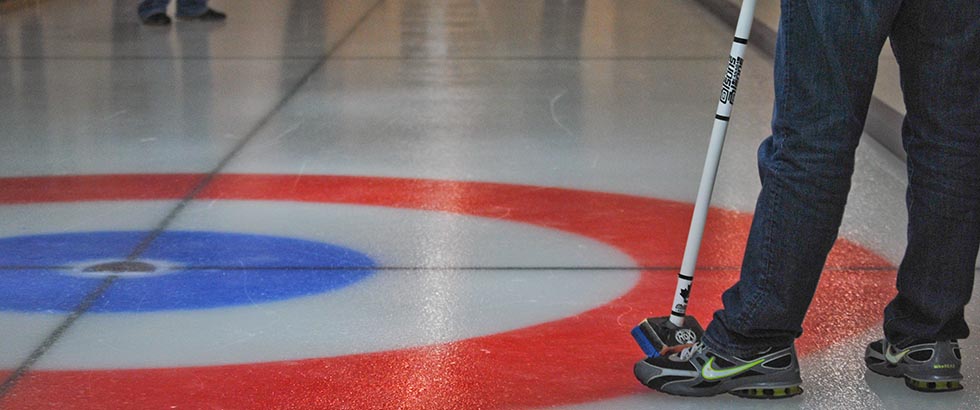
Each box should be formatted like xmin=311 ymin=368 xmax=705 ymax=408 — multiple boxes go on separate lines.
xmin=176 ymin=8 xmax=227 ymax=22
xmin=140 ymin=13 xmax=172 ymax=26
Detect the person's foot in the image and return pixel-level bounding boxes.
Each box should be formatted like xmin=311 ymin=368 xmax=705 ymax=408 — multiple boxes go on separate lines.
xmin=176 ymin=8 xmax=227 ymax=22
xmin=634 ymin=341 xmax=803 ymax=398
xmin=865 ymin=339 xmax=963 ymax=392
xmin=141 ymin=13 xmax=172 ymax=26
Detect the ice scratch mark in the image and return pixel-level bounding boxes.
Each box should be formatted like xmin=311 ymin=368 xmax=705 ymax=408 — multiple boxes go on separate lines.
xmin=104 ymin=110 xmax=128 ymax=122
xmin=616 ymin=305 xmax=634 ymax=326
xmin=240 ymin=259 xmax=258 ymax=305
xmin=251 ymin=122 xmax=303 ymax=150
xmin=488 ymin=206 xmax=513 ymax=220
xmin=550 ymin=90 xmax=574 ymax=138
xmin=290 ymin=161 xmax=309 ymax=192
xmin=77 ymin=110 xmax=129 ymax=133
xmin=271 ymin=122 xmax=302 ymax=143
xmin=96 ymin=337 xmax=125 ymax=353
xmin=216 ymin=332 xmax=260 ymax=349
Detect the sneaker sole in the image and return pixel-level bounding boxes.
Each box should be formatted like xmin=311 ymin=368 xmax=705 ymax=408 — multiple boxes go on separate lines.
xmin=730 ymin=385 xmax=804 ymax=399
xmin=866 ymin=345 xmax=964 ymax=392
xmin=637 ymin=361 xmax=803 ymax=399
xmin=868 ymin=361 xmax=964 ymax=392
xmin=904 ymin=377 xmax=964 ymax=393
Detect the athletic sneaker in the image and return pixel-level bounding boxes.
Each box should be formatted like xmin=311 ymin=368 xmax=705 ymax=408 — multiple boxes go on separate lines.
xmin=865 ymin=339 xmax=963 ymax=392
xmin=634 ymin=341 xmax=803 ymax=398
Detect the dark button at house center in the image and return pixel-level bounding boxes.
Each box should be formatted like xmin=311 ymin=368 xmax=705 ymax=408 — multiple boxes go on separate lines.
xmin=82 ymin=261 xmax=157 ymax=274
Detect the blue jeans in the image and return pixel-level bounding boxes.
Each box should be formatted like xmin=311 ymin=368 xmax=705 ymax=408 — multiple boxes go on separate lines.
xmin=704 ymin=0 xmax=980 ymax=355
xmin=138 ymin=0 xmax=208 ymax=19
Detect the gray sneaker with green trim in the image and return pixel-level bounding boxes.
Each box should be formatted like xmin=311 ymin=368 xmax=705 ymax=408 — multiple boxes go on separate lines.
xmin=865 ymin=339 xmax=963 ymax=392
xmin=634 ymin=341 xmax=803 ymax=398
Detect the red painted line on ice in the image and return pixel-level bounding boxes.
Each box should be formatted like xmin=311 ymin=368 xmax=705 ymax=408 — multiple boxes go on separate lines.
xmin=0 ymin=174 xmax=895 ymax=409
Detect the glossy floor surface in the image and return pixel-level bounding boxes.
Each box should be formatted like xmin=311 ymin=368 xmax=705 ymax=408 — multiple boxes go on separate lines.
xmin=1 ymin=1 xmax=978 ymax=409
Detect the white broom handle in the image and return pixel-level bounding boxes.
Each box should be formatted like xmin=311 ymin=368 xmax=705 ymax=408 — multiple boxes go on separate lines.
xmin=670 ymin=0 xmax=757 ymax=327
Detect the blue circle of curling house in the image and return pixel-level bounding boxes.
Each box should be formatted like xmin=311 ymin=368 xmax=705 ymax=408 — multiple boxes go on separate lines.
xmin=0 ymin=231 xmax=376 ymax=313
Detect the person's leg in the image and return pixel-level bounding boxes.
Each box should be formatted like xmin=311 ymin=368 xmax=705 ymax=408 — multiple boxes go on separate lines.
xmin=884 ymin=0 xmax=980 ymax=348
xmin=863 ymin=4 xmax=978 ymax=392
xmin=174 ymin=0 xmax=208 ymax=18
xmin=137 ymin=0 xmax=171 ymax=20
xmin=703 ymin=0 xmax=902 ymax=356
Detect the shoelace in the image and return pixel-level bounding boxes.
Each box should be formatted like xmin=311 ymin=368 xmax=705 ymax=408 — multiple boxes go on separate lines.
xmin=679 ymin=340 xmax=704 ymax=361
